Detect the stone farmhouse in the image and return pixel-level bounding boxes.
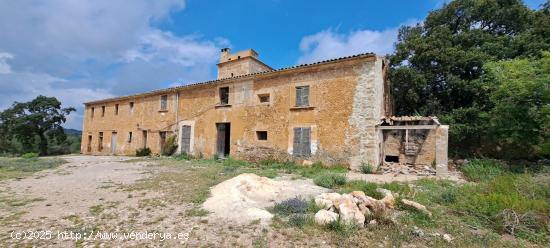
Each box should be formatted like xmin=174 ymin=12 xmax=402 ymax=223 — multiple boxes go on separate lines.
xmin=81 ymin=48 xmax=448 ymax=172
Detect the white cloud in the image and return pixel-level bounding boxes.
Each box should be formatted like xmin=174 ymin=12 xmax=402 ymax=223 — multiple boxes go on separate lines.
xmin=297 ymin=28 xmax=397 ymax=64
xmin=0 ymin=0 xmax=228 ymax=129
xmin=0 ymin=52 xmax=14 ymax=74
xmin=297 ymin=20 xmax=420 ymax=64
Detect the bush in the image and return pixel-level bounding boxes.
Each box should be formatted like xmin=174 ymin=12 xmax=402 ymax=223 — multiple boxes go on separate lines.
xmin=21 ymin=152 xmax=39 ymax=159
xmin=360 ymin=163 xmax=375 ymax=174
xmin=461 ymin=159 xmax=505 ymax=182
xmin=135 ymin=147 xmax=151 ymax=157
xmin=161 ymin=135 xmax=178 ymax=156
xmin=271 ymin=197 xmax=308 ymax=216
xmin=313 ymin=172 xmax=347 ymax=188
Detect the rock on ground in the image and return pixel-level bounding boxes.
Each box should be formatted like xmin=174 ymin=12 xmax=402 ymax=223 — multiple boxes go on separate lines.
xmin=314 ymin=209 xmax=338 ymax=225
xmin=202 ymin=173 xmax=328 ymax=225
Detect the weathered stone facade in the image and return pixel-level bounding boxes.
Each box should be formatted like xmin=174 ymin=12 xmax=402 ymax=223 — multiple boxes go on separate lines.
xmin=81 ymin=49 xmax=397 ymax=169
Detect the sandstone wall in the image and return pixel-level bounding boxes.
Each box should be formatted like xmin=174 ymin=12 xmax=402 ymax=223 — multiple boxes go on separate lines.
xmin=82 ymin=55 xmax=387 ymax=167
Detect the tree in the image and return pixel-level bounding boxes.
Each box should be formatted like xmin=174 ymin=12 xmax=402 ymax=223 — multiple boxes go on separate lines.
xmin=482 ymin=53 xmax=550 ymax=159
xmin=389 ymin=0 xmax=550 ymax=157
xmin=0 ymin=96 xmax=75 ymax=155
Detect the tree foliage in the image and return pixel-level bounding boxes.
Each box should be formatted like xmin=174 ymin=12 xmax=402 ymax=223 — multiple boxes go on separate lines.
xmin=389 ymin=0 xmax=550 ymax=158
xmin=0 ymin=96 xmax=76 ymax=155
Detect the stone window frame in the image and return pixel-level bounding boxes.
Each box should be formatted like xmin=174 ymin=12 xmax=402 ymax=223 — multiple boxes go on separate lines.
xmin=159 ymin=95 xmax=168 ymax=111
xmin=295 ymin=85 xmax=310 ymax=107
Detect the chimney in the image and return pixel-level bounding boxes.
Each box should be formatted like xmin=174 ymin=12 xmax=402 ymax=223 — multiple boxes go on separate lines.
xmin=220 ymin=48 xmax=231 ymax=63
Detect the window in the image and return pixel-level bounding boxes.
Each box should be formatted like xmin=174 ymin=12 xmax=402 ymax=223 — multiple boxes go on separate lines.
xmin=127 ymin=132 xmax=132 ymax=143
xmin=91 ymin=107 xmax=95 ymax=118
xmin=101 ymin=106 xmax=105 ymax=117
xmin=219 ymin=87 xmax=229 ymax=105
xmin=256 ymin=131 xmax=268 ymax=140
xmin=293 ymin=127 xmax=311 ymax=157
xmin=160 ymin=95 xmax=168 ymax=111
xmin=129 ymin=102 xmax=134 ymax=113
xmin=295 ymin=86 xmax=310 ymax=107
xmin=115 ymin=104 xmax=119 ymax=115
xmin=258 ymin=94 xmax=270 ymax=103
xmin=98 ymin=132 xmax=104 ymax=151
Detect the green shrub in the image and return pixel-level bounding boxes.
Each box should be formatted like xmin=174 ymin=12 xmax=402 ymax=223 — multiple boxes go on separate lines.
xmin=161 ymin=135 xmax=178 ymax=156
xmin=313 ymin=173 xmax=347 ymax=188
xmin=461 ymin=159 xmax=505 ymax=182
xmin=21 ymin=152 xmax=39 ymax=159
xmin=360 ymin=163 xmax=375 ymax=174
xmin=135 ymin=147 xmax=151 ymax=157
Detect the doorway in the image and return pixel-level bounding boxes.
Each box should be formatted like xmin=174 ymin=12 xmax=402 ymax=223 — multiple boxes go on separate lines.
xmin=216 ymin=123 xmax=231 ymax=158
xmin=87 ymin=135 xmax=92 ymax=152
xmin=181 ymin=125 xmax=191 ymax=154
xmin=159 ymin=131 xmax=166 ymax=154
xmin=142 ymin=131 xmax=148 ymax=148
xmin=111 ymin=132 xmax=117 ymax=154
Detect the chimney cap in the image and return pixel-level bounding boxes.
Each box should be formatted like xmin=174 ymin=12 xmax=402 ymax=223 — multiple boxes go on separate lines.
xmin=221 ymin=48 xmax=230 ymax=52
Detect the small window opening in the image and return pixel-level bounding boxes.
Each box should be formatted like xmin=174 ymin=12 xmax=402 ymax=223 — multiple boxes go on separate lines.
xmin=385 ymin=155 xmax=399 ymax=163
xmin=129 ymin=102 xmax=134 ymax=113
xmin=160 ymin=95 xmax=168 ymax=111
xmin=115 ymin=104 xmax=119 ymax=115
xmin=256 ymin=131 xmax=268 ymax=140
xmin=128 ymin=132 xmax=133 ymax=143
xmin=91 ymin=107 xmax=95 ymax=118
xmin=258 ymin=94 xmax=270 ymax=103
xmin=219 ymin=87 xmax=229 ymax=105
xmin=231 ymin=73 xmax=234 ymax=77
xmin=98 ymin=132 xmax=104 ymax=151
xmin=101 ymin=106 xmax=105 ymax=117
xmin=295 ymin=85 xmax=310 ymax=107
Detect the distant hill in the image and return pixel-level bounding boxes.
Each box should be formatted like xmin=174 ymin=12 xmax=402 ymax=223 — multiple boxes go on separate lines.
xmin=64 ymin=128 xmax=82 ymax=136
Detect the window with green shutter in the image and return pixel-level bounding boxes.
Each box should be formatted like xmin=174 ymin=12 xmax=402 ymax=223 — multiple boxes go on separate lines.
xmin=293 ymin=127 xmax=311 ymax=157
xmin=295 ymin=86 xmax=309 ymax=107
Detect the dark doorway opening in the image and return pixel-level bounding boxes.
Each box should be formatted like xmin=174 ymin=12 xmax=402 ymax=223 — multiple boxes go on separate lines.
xmin=142 ymin=131 xmax=148 ymax=148
xmin=216 ymin=123 xmax=231 ymax=158
xmin=87 ymin=135 xmax=92 ymax=152
xmin=159 ymin=131 xmax=166 ymax=153
xmin=385 ymin=155 xmax=399 ymax=163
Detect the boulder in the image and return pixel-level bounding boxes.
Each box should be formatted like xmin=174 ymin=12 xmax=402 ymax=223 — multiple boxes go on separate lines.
xmin=315 ymin=198 xmax=333 ymax=210
xmin=401 ymin=199 xmax=432 ymax=217
xmin=338 ymin=201 xmax=365 ymax=227
xmin=333 ymin=194 xmax=354 ymax=210
xmin=358 ymin=203 xmax=372 ymax=217
xmin=316 ymin=192 xmax=342 ymax=203
xmin=314 ymin=209 xmax=338 ymax=225
xmin=376 ymin=188 xmax=395 ymax=209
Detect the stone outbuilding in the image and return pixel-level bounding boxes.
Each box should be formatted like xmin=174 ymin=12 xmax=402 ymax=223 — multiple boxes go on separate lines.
xmin=81 ymin=48 xmax=448 ymax=172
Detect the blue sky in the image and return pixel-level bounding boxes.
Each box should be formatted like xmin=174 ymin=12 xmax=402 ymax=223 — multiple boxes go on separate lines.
xmin=0 ymin=0 xmax=545 ymax=129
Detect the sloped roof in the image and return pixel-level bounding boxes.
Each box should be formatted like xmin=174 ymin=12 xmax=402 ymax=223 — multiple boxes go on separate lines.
xmin=380 ymin=116 xmax=440 ymax=125
xmin=84 ymin=52 xmax=377 ymax=105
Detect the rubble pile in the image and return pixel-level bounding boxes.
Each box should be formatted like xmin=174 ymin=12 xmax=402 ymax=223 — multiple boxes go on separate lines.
xmin=313 ymin=189 xmax=434 ymax=228
xmin=379 ymin=162 xmax=436 ymax=176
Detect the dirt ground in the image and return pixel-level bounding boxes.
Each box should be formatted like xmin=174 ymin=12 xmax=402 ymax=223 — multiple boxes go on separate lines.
xmin=0 ymin=155 xmax=333 ymax=247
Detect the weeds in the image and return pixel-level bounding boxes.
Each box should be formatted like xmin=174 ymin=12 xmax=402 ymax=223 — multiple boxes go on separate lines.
xmin=0 ymin=157 xmax=66 ymax=180
xmin=313 ymin=173 xmax=347 ymax=188
xmin=360 ymin=163 xmax=375 ymax=174
xmin=460 ymin=159 xmax=505 ymax=182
